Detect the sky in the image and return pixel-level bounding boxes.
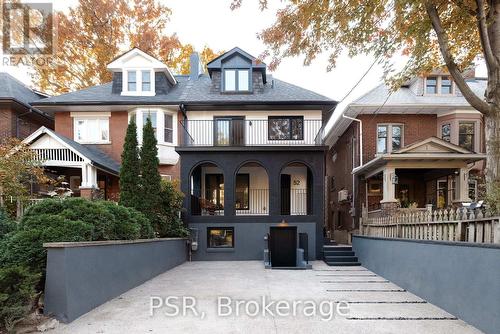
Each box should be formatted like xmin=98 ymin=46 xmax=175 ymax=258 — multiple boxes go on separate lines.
xmin=0 ymin=0 xmax=487 ymax=131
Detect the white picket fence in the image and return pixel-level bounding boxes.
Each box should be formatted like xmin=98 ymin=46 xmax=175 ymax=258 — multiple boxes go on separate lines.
xmin=361 ymin=206 xmax=500 ymax=244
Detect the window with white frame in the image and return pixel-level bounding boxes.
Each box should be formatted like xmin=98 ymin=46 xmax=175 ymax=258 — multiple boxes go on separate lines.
xmin=468 ymin=179 xmax=478 ymax=201
xmin=123 ymin=69 xmax=155 ymax=95
xmin=377 ymin=124 xmax=403 ymax=153
xmin=164 ymin=114 xmax=173 ymax=143
xmin=131 ymin=109 xmax=175 ymax=145
xmin=74 ymin=118 xmax=109 ymax=143
xmin=224 ymin=69 xmax=250 ymax=92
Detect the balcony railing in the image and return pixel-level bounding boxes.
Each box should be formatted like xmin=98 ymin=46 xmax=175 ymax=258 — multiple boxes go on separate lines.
xmin=190 ymin=188 xmax=310 ymax=216
xmin=179 ymin=119 xmax=324 ymax=147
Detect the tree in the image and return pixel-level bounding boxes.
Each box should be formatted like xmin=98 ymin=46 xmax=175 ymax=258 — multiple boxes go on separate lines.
xmin=139 ymin=117 xmax=162 ymax=224
xmin=0 ymin=139 xmax=49 ymax=217
xmin=119 ymin=118 xmax=141 ymax=210
xmin=33 ymin=0 xmax=220 ymax=94
xmin=234 ymin=0 xmax=500 ymax=208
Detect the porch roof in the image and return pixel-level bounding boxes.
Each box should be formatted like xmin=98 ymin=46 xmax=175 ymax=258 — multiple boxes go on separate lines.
xmin=23 ymin=127 xmax=120 ymax=175
xmin=352 ymin=137 xmax=486 ymax=177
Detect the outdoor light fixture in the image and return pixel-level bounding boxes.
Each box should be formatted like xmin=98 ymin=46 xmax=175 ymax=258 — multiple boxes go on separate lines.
xmin=279 ymin=219 xmax=288 ymax=226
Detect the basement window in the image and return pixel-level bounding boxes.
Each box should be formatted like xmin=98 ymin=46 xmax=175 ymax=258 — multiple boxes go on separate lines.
xmin=207 ymin=227 xmax=234 ymax=248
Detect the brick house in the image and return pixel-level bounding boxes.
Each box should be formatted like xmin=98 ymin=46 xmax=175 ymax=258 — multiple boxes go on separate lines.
xmin=0 ymin=72 xmax=53 ymax=139
xmin=324 ymin=70 xmax=487 ymax=242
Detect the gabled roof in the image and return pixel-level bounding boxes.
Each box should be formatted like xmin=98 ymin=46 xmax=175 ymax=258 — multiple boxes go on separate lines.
xmin=24 ymin=127 xmax=120 ymax=175
xmin=206 ymin=47 xmax=266 ymax=69
xmin=352 ymin=137 xmax=486 ymax=176
xmin=0 ymin=72 xmax=53 ymax=119
xmin=106 ymin=47 xmax=177 ymax=85
xmin=394 ymin=137 xmax=471 ymax=154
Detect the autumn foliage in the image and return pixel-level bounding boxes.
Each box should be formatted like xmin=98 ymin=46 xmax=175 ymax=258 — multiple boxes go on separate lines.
xmin=33 ymin=0 xmax=220 ymax=94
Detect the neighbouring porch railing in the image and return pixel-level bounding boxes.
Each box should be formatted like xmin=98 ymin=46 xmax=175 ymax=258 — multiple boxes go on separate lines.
xmin=361 ymin=207 xmax=500 ymax=244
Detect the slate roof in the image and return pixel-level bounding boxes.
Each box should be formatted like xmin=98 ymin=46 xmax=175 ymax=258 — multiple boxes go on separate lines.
xmin=27 ymin=127 xmax=120 ymax=175
xmin=352 ymin=79 xmax=487 ymax=106
xmin=32 ymin=74 xmax=335 ymax=107
xmin=0 ymin=72 xmax=52 ymax=118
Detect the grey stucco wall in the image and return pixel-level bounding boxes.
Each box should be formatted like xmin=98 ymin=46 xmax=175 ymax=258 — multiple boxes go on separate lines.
xmin=189 ymin=222 xmax=316 ymax=261
xmin=352 ymin=236 xmax=500 ymax=334
xmin=44 ymin=238 xmax=187 ymax=323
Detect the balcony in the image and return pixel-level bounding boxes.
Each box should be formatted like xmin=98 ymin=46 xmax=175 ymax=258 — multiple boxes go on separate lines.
xmin=179 ymin=119 xmax=323 ymax=147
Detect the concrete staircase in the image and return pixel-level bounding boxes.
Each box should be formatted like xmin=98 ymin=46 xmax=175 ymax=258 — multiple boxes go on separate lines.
xmin=322 ymin=245 xmax=361 ymax=266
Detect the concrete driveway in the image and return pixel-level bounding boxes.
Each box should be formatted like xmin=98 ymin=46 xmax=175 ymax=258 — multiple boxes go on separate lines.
xmin=50 ymin=261 xmax=481 ymax=334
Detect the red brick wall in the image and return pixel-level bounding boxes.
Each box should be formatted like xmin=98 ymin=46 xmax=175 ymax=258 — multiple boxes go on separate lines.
xmin=0 ymin=102 xmax=53 ymax=139
xmin=54 ymin=111 xmax=180 ymax=180
xmin=358 ymin=114 xmax=437 ymax=163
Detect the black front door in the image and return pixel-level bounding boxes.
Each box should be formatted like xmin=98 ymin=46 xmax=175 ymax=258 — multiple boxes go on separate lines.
xmin=270 ymin=226 xmax=297 ymax=267
xmin=281 ymin=174 xmax=291 ymax=215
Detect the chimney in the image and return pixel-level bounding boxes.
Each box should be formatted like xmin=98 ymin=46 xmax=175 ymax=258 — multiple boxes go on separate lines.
xmin=189 ymin=52 xmax=204 ymax=81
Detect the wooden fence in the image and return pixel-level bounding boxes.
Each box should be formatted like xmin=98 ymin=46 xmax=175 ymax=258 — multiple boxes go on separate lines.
xmin=361 ymin=206 xmax=500 ymax=244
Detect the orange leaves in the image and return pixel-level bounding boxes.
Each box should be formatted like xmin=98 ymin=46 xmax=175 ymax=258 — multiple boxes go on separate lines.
xmin=32 ymin=0 xmax=220 ymax=95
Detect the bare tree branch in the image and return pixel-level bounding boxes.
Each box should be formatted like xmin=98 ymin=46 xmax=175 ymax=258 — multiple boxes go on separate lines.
xmin=426 ymin=2 xmax=492 ymax=116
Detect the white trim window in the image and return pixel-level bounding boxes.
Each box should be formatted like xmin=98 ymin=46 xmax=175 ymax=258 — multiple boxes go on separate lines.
xmin=377 ymin=124 xmax=403 ymax=154
xmin=122 ymin=69 xmax=155 ymax=96
xmin=74 ymin=117 xmax=110 ymax=144
xmin=131 ymin=108 xmax=177 ymax=145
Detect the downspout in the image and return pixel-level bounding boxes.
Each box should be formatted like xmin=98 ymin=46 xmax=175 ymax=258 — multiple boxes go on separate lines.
xmin=342 ymin=114 xmax=363 ymax=229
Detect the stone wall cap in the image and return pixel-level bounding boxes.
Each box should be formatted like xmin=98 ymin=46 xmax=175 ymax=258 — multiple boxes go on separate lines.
xmin=43 ymin=238 xmax=187 ymax=248
xmin=352 ymin=235 xmax=500 ymax=250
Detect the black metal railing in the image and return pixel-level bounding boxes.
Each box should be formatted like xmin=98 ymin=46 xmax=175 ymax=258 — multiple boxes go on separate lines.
xmin=179 ymin=119 xmax=323 ymax=147
xmin=191 ymin=190 xmax=225 ymax=216
xmin=235 ymin=189 xmax=269 ymax=215
xmin=281 ymin=188 xmax=309 ymax=215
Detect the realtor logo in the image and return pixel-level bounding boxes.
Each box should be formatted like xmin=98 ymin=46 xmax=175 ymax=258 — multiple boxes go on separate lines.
xmin=2 ymin=1 xmax=53 ymax=55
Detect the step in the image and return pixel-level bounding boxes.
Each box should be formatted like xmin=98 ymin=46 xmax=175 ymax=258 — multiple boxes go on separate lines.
xmin=325 ymin=261 xmax=361 ymax=266
xmin=323 ymin=251 xmax=355 ymax=257
xmin=324 ymin=256 xmax=359 ymax=262
xmin=323 ymin=246 xmax=352 ymax=251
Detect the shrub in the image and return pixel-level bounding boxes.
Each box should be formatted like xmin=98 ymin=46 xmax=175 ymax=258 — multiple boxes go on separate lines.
xmin=156 ymin=180 xmax=189 ymax=238
xmin=0 ymin=198 xmax=154 ymax=331
xmin=0 ymin=208 xmax=16 ymax=239
xmin=0 ymin=266 xmax=40 ymax=331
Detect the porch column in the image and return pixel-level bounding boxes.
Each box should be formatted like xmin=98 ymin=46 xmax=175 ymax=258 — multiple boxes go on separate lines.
xmin=455 ymin=167 xmax=470 ymax=204
xmin=80 ymin=163 xmax=98 ymax=199
xmin=381 ymin=167 xmax=398 ymax=215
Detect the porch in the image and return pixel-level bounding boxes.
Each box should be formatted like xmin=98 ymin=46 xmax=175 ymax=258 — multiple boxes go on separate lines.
xmin=23 ymin=127 xmax=120 ymax=200
xmin=354 ymin=138 xmax=486 ymax=217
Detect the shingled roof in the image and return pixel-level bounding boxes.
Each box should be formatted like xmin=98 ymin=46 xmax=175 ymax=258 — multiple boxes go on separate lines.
xmin=32 ymin=74 xmax=335 ymax=107
xmin=0 ymin=72 xmax=52 ymax=118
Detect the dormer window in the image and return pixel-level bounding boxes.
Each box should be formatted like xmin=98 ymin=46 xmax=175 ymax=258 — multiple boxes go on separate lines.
xmin=122 ymin=69 xmax=155 ymax=96
xmin=127 ymin=71 xmax=137 ymax=91
xmin=425 ymin=75 xmax=453 ymax=95
xmin=142 ymin=70 xmax=151 ymax=92
xmin=224 ymin=69 xmax=250 ymax=92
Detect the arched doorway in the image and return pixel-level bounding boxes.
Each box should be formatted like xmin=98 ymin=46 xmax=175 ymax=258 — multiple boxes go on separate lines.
xmin=280 ymin=162 xmax=313 ymax=215
xmin=190 ymin=162 xmax=224 ymax=216
xmin=234 ymin=162 xmax=269 ymax=215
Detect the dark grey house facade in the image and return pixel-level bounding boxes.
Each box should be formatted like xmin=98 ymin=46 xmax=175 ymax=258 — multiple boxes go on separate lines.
xmin=176 ymin=48 xmax=337 ymax=260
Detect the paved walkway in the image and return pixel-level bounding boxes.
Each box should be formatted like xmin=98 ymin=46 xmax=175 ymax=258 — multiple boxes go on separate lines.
xmin=50 ymin=261 xmax=481 ymax=334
